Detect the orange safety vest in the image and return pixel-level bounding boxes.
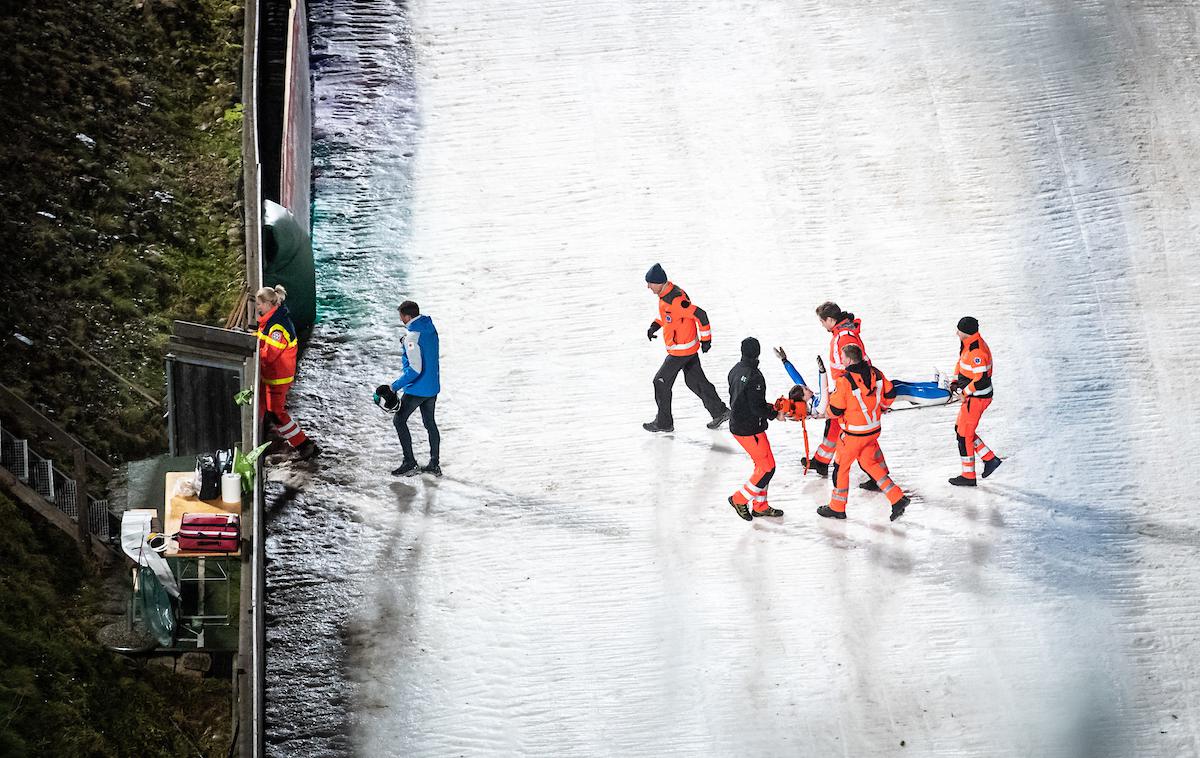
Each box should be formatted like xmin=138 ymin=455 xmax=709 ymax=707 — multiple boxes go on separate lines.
xmin=828 ymin=317 xmax=867 ymax=380
xmin=256 ymin=305 xmax=299 ymax=387
xmin=656 ymin=281 xmax=712 ymax=357
xmin=957 ymin=334 xmax=993 ymax=397
xmin=827 ymin=363 xmax=895 ymax=436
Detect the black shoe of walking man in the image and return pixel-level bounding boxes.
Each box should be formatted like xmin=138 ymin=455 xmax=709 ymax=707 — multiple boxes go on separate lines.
xmin=392 ymin=460 xmax=419 ymax=477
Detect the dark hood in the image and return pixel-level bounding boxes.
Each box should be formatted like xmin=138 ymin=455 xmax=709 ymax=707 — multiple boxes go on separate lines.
xmin=740 ymin=337 xmax=761 ymax=363
xmin=846 ymin=360 xmax=873 ymax=387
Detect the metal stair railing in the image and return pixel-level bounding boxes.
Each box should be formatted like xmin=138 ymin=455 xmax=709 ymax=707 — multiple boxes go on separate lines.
xmin=0 ymin=386 xmax=115 ymax=555
xmin=0 ymin=420 xmax=112 ymax=542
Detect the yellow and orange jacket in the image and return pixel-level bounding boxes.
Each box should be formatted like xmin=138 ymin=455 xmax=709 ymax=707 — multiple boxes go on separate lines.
xmin=827 ymin=361 xmax=897 ymax=436
xmin=828 ymin=317 xmax=867 ymax=380
xmin=256 ymin=304 xmax=299 ymax=387
xmin=955 ymin=334 xmax=993 ymax=398
xmin=654 ymin=281 xmax=712 ymax=357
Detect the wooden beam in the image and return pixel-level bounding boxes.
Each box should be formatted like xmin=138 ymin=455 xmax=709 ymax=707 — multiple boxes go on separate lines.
xmin=74 ymin=449 xmax=91 ymax=556
xmin=54 ymin=331 xmax=162 ymax=407
xmin=172 ymin=321 xmax=258 ymax=355
xmin=1 ymin=468 xmax=112 ymax=562
xmin=167 ymin=340 xmax=254 ymax=369
xmin=0 ymin=384 xmax=112 ymax=481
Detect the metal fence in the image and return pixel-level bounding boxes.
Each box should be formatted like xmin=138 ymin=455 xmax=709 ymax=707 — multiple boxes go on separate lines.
xmin=1 ymin=425 xmax=29 ymax=482
xmin=1 ymin=423 xmax=110 ymax=539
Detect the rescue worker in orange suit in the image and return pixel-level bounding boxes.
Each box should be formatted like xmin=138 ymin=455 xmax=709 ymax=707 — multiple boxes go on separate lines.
xmin=803 ymin=301 xmax=868 ymax=476
xmin=726 ymin=337 xmax=784 ymax=521
xmin=948 ymin=316 xmax=1002 ymax=486
xmin=643 ymin=264 xmax=730 ymax=433
xmin=817 ymin=344 xmax=910 ymax=521
xmin=255 ymin=285 xmax=319 ymax=460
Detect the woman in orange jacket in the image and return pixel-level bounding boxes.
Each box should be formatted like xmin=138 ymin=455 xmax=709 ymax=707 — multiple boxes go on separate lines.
xmin=255 ymin=286 xmax=319 ymax=460
xmin=803 ymin=301 xmax=868 ymax=476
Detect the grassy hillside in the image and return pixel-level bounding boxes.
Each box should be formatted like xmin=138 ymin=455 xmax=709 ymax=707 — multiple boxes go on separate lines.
xmin=0 ymin=0 xmax=247 ymax=461
xmin=0 ymin=492 xmax=231 ymax=756
xmin=0 ymin=2 xmax=248 ymax=754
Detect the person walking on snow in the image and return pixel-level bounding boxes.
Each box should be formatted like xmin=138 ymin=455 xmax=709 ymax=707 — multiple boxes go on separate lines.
xmin=642 ymin=264 xmax=730 ymax=433
xmin=948 ymin=316 xmax=1002 ymax=486
xmin=803 ymin=301 xmax=868 ymax=476
xmin=389 ymin=300 xmax=442 ymax=477
xmin=255 ymin=285 xmax=319 ymax=460
xmin=817 ymin=344 xmax=911 ymax=522
xmin=726 ymin=338 xmax=784 ymax=521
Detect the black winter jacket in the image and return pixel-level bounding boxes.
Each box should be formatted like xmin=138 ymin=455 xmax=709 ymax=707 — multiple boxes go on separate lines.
xmin=727 ymin=358 xmax=776 ymax=436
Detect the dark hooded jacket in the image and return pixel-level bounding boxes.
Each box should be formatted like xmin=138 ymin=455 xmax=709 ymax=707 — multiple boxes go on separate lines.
xmin=727 ymin=337 xmax=776 ymax=436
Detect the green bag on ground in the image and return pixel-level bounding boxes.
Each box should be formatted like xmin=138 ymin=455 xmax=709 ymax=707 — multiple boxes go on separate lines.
xmin=137 ymin=566 xmax=176 ymax=648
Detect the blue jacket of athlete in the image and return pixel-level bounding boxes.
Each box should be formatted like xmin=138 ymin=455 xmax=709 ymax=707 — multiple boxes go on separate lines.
xmin=391 ymin=314 xmax=441 ymax=397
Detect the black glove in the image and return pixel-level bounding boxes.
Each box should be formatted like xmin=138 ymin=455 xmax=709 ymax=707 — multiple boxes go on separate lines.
xmin=647 ymin=322 xmax=661 ymax=341
xmin=701 ymin=340 xmax=711 ymax=353
xmin=948 ymin=377 xmax=965 ymax=393
xmin=773 ymin=346 xmax=788 ymax=362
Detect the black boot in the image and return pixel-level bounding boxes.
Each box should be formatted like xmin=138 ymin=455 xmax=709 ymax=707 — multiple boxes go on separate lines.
xmin=982 ymin=457 xmax=1003 ymax=478
xmin=859 ymin=479 xmax=879 ymax=491
xmin=422 ymin=462 xmax=442 ymax=477
xmin=802 ymin=458 xmax=829 ymax=477
xmin=816 ymin=505 xmax=846 ymax=519
xmin=753 ymin=506 xmax=784 ymax=518
xmin=296 ymin=440 xmax=321 ymax=461
xmin=643 ymin=421 xmax=674 ymax=433
xmin=706 ymin=409 xmax=731 ymax=430
xmin=392 ymin=460 xmax=420 ymax=476
xmin=890 ymin=496 xmax=910 ymax=522
xmin=729 ymin=496 xmax=752 ymax=522
xmin=948 ymin=476 xmax=977 ymax=487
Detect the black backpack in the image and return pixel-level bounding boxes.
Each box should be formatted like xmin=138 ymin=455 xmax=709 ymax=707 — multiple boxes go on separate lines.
xmin=194 ymin=454 xmax=220 ymax=500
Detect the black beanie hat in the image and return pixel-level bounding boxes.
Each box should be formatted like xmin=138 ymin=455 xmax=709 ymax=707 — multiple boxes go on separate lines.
xmin=645 ymin=263 xmax=667 ymax=284
xmin=957 ymin=316 xmax=979 ymax=335
xmin=741 ymin=337 xmax=761 ymax=361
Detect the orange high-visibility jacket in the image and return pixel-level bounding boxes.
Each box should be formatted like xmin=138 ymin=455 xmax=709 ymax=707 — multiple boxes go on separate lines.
xmin=655 ymin=281 xmax=712 ymax=356
xmin=956 ymin=334 xmax=993 ymax=397
xmin=828 ymin=317 xmax=867 ymax=380
xmin=827 ymin=362 xmax=897 ymax=436
xmin=256 ymin=304 xmax=299 ymax=386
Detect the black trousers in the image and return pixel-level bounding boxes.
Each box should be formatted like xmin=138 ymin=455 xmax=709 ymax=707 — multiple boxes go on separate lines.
xmin=393 ymin=393 xmax=439 ymax=464
xmin=653 ymin=353 xmax=727 ymax=426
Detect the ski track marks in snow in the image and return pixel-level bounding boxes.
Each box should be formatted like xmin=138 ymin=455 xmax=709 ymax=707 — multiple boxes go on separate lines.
xmin=265 ymin=0 xmax=1200 ymax=756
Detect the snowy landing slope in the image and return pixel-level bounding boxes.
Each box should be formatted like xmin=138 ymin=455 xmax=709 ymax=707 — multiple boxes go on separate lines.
xmin=270 ymin=1 xmax=1200 ymax=756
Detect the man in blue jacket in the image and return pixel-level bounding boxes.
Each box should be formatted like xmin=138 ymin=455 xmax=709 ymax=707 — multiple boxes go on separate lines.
xmin=391 ymin=300 xmax=441 ymax=476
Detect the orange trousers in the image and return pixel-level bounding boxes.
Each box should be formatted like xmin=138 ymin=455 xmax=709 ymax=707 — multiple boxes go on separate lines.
xmin=955 ymin=396 xmax=994 ymax=479
xmin=812 ymin=416 xmax=841 ymax=464
xmin=731 ymin=432 xmax=776 ymax=514
xmin=263 ymin=383 xmax=308 ymax=448
xmin=829 ymin=433 xmax=904 ymax=513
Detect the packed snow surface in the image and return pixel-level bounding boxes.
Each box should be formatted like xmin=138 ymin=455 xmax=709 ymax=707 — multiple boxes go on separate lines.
xmin=266 ymin=0 xmax=1200 ymax=755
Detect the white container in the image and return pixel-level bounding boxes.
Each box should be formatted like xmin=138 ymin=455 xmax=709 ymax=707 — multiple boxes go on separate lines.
xmin=220 ymin=473 xmax=242 ymax=505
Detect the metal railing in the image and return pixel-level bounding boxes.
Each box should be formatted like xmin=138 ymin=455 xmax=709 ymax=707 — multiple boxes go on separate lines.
xmin=0 ymin=419 xmax=111 ymax=541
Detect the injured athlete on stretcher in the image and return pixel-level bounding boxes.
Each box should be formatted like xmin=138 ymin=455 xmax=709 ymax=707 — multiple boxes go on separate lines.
xmin=771 ymin=347 xmax=957 ymax=419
